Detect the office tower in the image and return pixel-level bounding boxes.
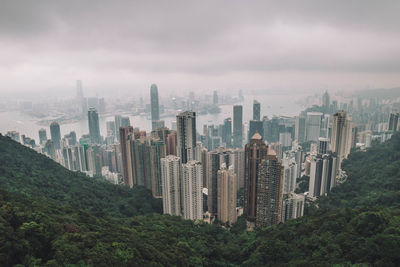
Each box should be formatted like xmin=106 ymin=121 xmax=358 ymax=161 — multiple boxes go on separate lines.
xmin=217 ymin=166 xmax=237 ymax=225
xmin=150 ymin=84 xmax=160 ymax=130
xmin=388 ymin=112 xmax=399 ymax=132
xmin=269 ymin=142 xmax=282 ymax=160
xmin=309 ymin=153 xmax=337 ymax=197
xmin=322 ymin=91 xmax=330 ymax=111
xmin=88 ymin=107 xmax=101 ymax=144
xmin=255 ymin=150 xmax=284 ymax=228
xmin=282 ymin=193 xmax=305 ymax=223
xmin=295 ymin=115 xmax=306 ymax=143
xmin=248 ymin=120 xmax=263 ymax=143
xmin=121 ymin=116 xmax=130 ymax=127
xmin=43 ymin=140 xmax=56 ymax=159
xmin=6 ymin=131 xmax=20 ymax=143
xmin=279 ymin=132 xmax=292 ymax=148
xmin=106 ymin=121 xmax=116 ymax=137
xmin=207 ymin=151 xmax=221 ymax=215
xmin=253 ymin=100 xmax=261 ymax=121
xmin=114 ymin=115 xmax=122 ymax=141
xmin=244 ymin=133 xmax=268 ymax=222
xmin=306 ymin=112 xmax=322 ymax=142
xmin=152 ymin=120 xmax=165 ymax=131
xmin=149 ymin=138 xmax=166 ymax=198
xmin=320 ymin=114 xmax=330 ymax=138
xmin=76 ymin=80 xmax=84 ymax=100
xmin=38 ymin=128 xmax=47 ymax=145
xmin=263 ymin=116 xmax=280 ymax=143
xmin=222 ymin=118 xmax=232 ymax=148
xmin=318 ymin=137 xmax=329 ymax=155
xmin=161 ymin=155 xmax=182 ymax=216
xmin=151 ymin=127 xmax=170 ymax=142
xmin=120 ymin=126 xmax=134 ymax=187
xmin=330 ymin=111 xmax=354 ymax=171
xmin=282 ymin=156 xmax=297 ymax=194
xmin=176 ymin=111 xmax=196 ymax=164
xmin=233 ymin=105 xmax=243 ymax=148
xmin=50 ymin=122 xmax=61 ymax=149
xmin=213 ymin=90 xmax=218 ymax=105
xmin=182 ymin=161 xmax=203 ymax=220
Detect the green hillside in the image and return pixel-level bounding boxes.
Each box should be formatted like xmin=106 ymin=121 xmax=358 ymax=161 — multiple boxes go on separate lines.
xmin=1 ymin=133 xmax=400 ymax=266
xmin=0 ymin=134 xmax=162 ymax=218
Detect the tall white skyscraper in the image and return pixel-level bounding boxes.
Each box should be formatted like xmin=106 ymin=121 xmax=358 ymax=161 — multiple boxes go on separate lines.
xmin=182 ymin=160 xmax=203 ymax=220
xmin=161 ymin=155 xmax=182 ymax=216
xmin=177 ymin=111 xmax=196 ymax=164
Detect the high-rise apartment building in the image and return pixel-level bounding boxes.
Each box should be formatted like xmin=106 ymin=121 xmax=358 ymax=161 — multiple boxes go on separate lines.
xmin=282 ymin=193 xmax=305 ymax=223
xmin=222 ymin=117 xmax=232 ymax=147
xmin=50 ymin=122 xmax=61 ymax=149
xmin=120 ymin=126 xmax=134 ymax=187
xmin=255 ymin=150 xmax=284 ymax=228
xmin=330 ymin=111 xmax=354 ymax=171
xmin=182 ymin=160 xmax=203 ymax=220
xmin=177 ymin=111 xmax=196 ymax=164
xmin=88 ymin=107 xmax=101 ymax=144
xmin=248 ymin=120 xmax=263 ymax=143
xmin=309 ymin=153 xmax=337 ymax=197
xmin=161 ymin=155 xmax=182 ymax=216
xmin=388 ymin=112 xmax=399 ymax=132
xmin=233 ymin=105 xmax=243 ymax=148
xmin=244 ymin=133 xmax=268 ymax=222
xmin=217 ymin=167 xmax=237 ymax=225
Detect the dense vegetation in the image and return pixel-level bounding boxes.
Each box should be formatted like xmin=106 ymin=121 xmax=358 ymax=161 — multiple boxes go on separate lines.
xmin=0 ymin=135 xmax=162 ymax=218
xmin=1 ymin=133 xmax=400 ymax=266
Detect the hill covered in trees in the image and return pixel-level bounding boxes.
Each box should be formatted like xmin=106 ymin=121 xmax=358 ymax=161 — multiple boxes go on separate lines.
xmin=1 ymin=133 xmax=400 ymax=266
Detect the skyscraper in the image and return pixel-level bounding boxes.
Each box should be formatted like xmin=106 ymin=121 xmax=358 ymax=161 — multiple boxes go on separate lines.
xmin=50 ymin=122 xmax=61 ymax=149
xmin=255 ymin=150 xmax=284 ymax=228
xmin=213 ymin=90 xmax=218 ymax=105
xmin=120 ymin=126 xmax=134 ymax=187
xmin=161 ymin=155 xmax=182 ymax=216
xmin=217 ymin=166 xmax=237 ymax=225
xmin=244 ymin=133 xmax=268 ymax=222
xmin=330 ymin=111 xmax=354 ymax=171
xmin=88 ymin=107 xmax=101 ymax=144
xmin=322 ymin=90 xmax=330 ymax=111
xmin=318 ymin=137 xmax=329 ymax=155
xmin=182 ymin=160 xmax=203 ymax=220
xmin=309 ymin=153 xmax=337 ymax=197
xmin=222 ymin=117 xmax=232 ymax=148
xmin=233 ymin=105 xmax=243 ymax=148
xmin=306 ymin=112 xmax=322 ymax=142
xmin=206 ymin=151 xmax=221 ymax=215
xmin=253 ymin=100 xmax=260 ymax=121
xmin=176 ymin=111 xmax=196 ymax=164
xmin=150 ymin=84 xmax=160 ymax=130
xmin=388 ymin=112 xmax=399 ymax=132
xmin=38 ymin=128 xmax=47 ymax=145
xmin=248 ymin=120 xmax=263 ymax=143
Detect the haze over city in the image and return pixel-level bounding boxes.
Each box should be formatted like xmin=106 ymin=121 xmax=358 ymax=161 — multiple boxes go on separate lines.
xmin=1 ymin=0 xmax=400 ymax=97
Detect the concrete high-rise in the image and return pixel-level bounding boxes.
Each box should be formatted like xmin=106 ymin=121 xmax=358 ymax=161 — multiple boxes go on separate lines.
xmin=253 ymin=100 xmax=260 ymax=121
xmin=282 ymin=193 xmax=305 ymax=223
xmin=161 ymin=155 xmax=182 ymax=216
xmin=50 ymin=122 xmax=61 ymax=149
xmin=182 ymin=160 xmax=203 ymax=220
xmin=217 ymin=166 xmax=237 ymax=225
xmin=318 ymin=137 xmax=329 ymax=155
xmin=233 ymin=105 xmax=243 ymax=148
xmin=177 ymin=111 xmax=196 ymax=164
xmin=120 ymin=126 xmax=134 ymax=187
xmin=150 ymin=84 xmax=160 ymax=130
xmin=255 ymin=150 xmax=284 ymax=228
xmin=309 ymin=153 xmax=337 ymax=197
xmin=330 ymin=111 xmax=354 ymax=171
xmin=248 ymin=120 xmax=263 ymax=143
xmin=206 ymin=151 xmax=221 ymax=215
xmin=244 ymin=133 xmax=268 ymax=222
xmin=88 ymin=107 xmax=101 ymax=144
xmin=222 ymin=118 xmax=232 ymax=148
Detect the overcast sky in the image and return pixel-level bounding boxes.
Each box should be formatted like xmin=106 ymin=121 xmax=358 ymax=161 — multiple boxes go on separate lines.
xmin=1 ymin=0 xmax=400 ymax=97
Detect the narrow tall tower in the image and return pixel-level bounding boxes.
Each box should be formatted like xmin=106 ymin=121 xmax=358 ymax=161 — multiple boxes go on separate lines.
xmin=150 ymin=84 xmax=160 ymax=130
xmin=88 ymin=107 xmax=101 ymax=144
xmin=233 ymin=105 xmax=243 ymax=148
xmin=50 ymin=122 xmax=61 ymax=150
xmin=176 ymin=111 xmax=196 ymax=164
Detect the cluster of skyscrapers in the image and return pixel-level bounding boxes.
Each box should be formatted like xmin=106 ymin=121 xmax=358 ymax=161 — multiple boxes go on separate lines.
xmin=7 ymin=85 xmax=400 ymax=229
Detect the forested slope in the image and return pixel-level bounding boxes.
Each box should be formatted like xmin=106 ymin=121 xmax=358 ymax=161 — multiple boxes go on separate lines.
xmin=1 ymin=133 xmax=400 ymax=266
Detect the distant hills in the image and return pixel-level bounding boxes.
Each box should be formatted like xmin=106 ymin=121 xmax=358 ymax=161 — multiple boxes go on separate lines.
xmin=1 ymin=133 xmax=400 ymax=266
xmin=354 ymin=87 xmax=400 ymax=99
